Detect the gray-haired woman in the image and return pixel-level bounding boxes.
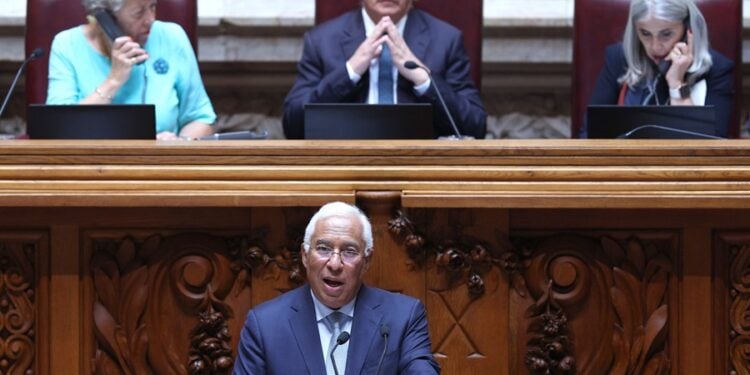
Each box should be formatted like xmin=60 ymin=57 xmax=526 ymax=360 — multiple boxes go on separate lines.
xmin=585 ymin=0 xmax=734 ymax=138
xmin=47 ymin=0 xmax=216 ymax=140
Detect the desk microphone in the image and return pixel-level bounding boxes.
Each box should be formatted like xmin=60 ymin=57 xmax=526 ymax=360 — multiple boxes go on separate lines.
xmin=404 ymin=60 xmax=466 ymax=140
xmin=331 ymin=331 xmax=350 ymax=375
xmin=0 ymin=48 xmax=44 ymax=119
xmin=616 ymin=124 xmax=724 ymax=139
xmin=375 ymin=324 xmax=390 ymax=375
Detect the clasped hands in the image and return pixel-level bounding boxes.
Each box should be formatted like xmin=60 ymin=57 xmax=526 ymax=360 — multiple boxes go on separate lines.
xmin=347 ymin=16 xmax=430 ymax=87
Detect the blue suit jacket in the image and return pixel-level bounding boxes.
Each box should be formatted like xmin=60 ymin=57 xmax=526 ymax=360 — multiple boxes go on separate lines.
xmin=233 ymin=284 xmax=440 ymax=374
xmin=584 ymin=43 xmax=735 ymax=138
xmin=282 ymin=8 xmax=486 ymax=139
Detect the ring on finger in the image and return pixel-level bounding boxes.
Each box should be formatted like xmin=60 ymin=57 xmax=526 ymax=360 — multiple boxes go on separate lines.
xmin=130 ymin=57 xmax=137 ymax=64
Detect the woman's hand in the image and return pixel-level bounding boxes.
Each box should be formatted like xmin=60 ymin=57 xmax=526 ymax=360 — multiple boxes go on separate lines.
xmin=108 ymin=36 xmax=148 ymax=86
xmin=665 ymin=30 xmax=693 ymax=89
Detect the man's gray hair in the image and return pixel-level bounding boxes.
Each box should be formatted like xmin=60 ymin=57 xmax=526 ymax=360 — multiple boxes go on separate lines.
xmin=82 ymin=0 xmax=125 ymax=13
xmin=302 ymin=202 xmax=374 ymax=256
xmin=620 ymin=0 xmax=712 ymax=87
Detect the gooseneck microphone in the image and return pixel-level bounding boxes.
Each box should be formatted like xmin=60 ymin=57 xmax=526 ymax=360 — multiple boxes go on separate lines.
xmin=331 ymin=331 xmax=350 ymax=375
xmin=0 ymin=48 xmax=44 ymax=119
xmin=404 ymin=60 xmax=465 ymax=139
xmin=617 ymin=124 xmax=724 ymax=139
xmin=375 ymin=324 xmax=390 ymax=375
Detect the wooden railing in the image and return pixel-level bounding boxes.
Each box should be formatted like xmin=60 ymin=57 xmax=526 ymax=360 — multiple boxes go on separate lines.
xmin=0 ymin=139 xmax=748 ymax=374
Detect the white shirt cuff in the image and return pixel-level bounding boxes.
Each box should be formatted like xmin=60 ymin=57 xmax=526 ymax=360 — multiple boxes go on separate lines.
xmin=346 ymin=62 xmax=362 ymax=84
xmin=413 ymin=78 xmax=431 ymax=96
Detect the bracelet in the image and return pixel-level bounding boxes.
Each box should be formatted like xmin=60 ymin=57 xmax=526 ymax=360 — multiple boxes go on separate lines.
xmin=94 ymin=88 xmax=114 ymax=100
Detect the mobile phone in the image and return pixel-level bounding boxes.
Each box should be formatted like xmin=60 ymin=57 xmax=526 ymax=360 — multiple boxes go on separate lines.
xmin=657 ymin=16 xmax=691 ymax=75
xmin=199 ymin=130 xmax=270 ymax=140
xmin=681 ymin=16 xmax=690 ymax=43
xmin=93 ymin=8 xmax=125 ymax=41
xmin=93 ymin=8 xmax=143 ymax=65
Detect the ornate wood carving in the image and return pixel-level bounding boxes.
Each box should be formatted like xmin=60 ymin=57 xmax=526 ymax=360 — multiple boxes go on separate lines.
xmin=89 ymin=232 xmax=272 ymax=375
xmin=729 ymin=243 xmax=750 ymax=375
xmin=0 ymin=241 xmax=36 ymax=375
xmin=516 ymin=234 xmax=672 ymax=375
xmin=525 ymin=281 xmax=575 ymax=375
xmin=388 ymin=209 xmax=502 ymax=299
xmin=389 ymin=209 xmax=674 ymax=374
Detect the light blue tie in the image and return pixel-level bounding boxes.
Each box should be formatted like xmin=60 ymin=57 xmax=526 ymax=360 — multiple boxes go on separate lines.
xmin=326 ymin=311 xmax=347 ymax=375
xmin=378 ymin=44 xmax=394 ymax=104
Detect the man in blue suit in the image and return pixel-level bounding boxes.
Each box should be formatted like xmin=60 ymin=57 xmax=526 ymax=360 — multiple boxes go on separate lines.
xmin=233 ymin=202 xmax=440 ymax=374
xmin=282 ymin=0 xmax=486 ymax=139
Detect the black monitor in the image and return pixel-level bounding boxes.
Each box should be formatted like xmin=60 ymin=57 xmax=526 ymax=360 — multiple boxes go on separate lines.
xmin=26 ymin=104 xmax=156 ymax=139
xmin=586 ymin=105 xmax=720 ymax=139
xmin=304 ymin=103 xmax=434 ymax=139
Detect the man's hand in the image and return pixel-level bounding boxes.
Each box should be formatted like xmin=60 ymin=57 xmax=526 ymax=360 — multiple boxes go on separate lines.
xmin=380 ymin=17 xmax=429 ymax=86
xmin=347 ymin=17 xmax=391 ymax=76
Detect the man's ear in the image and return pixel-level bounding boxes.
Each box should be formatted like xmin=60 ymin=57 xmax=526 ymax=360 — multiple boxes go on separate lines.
xmin=362 ymin=253 xmax=372 ymax=273
xmin=300 ymin=245 xmax=309 ymax=269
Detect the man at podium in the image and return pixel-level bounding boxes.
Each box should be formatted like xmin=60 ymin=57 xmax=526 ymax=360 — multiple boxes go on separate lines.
xmin=282 ymin=0 xmax=486 ymax=139
xmin=233 ymin=202 xmax=440 ymax=374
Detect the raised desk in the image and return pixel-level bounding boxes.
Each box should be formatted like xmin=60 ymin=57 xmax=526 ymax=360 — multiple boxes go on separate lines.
xmin=0 ymin=139 xmax=747 ymax=374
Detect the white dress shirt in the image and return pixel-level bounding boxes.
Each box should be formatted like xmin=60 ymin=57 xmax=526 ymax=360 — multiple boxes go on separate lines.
xmin=311 ymin=290 xmax=356 ymax=374
xmin=346 ymin=8 xmax=430 ymax=103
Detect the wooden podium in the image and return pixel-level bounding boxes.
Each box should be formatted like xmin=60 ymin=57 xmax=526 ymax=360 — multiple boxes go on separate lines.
xmin=0 ymin=139 xmax=748 ymax=374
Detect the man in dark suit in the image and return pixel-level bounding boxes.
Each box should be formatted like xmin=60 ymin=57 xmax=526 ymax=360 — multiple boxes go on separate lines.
xmin=233 ymin=202 xmax=440 ymax=374
xmin=282 ymin=0 xmax=486 ymax=139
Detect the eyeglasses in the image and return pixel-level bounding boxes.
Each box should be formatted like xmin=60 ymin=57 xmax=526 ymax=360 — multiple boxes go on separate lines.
xmin=314 ymin=245 xmax=362 ymax=262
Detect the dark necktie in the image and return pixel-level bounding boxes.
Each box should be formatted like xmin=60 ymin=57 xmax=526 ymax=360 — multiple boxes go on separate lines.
xmin=378 ymin=44 xmax=394 ymax=104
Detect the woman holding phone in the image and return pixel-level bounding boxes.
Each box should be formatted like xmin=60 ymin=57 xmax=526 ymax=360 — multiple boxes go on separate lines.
xmin=584 ymin=0 xmax=734 ymax=138
xmin=47 ymin=0 xmax=215 ymax=140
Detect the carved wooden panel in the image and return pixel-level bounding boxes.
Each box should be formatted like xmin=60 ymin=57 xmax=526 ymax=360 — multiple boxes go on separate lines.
xmin=0 ymin=232 xmax=47 ymax=375
xmin=84 ymin=232 xmax=262 ymax=375
xmin=388 ymin=208 xmax=510 ymax=374
xmin=80 ymin=210 xmax=315 ymax=375
xmin=715 ymin=233 xmax=750 ymax=375
xmin=389 ymin=208 xmax=677 ymax=374
xmin=511 ymin=233 xmax=675 ymax=375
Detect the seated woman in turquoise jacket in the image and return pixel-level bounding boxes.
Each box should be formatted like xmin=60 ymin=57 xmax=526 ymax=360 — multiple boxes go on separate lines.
xmin=47 ymin=0 xmax=216 ymax=140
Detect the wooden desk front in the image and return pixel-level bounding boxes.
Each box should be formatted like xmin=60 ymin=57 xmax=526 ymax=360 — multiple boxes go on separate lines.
xmin=0 ymin=140 xmax=747 ymax=374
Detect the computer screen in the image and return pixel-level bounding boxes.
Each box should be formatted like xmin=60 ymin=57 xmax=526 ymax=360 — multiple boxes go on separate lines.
xmin=304 ymin=103 xmax=434 ymax=139
xmin=586 ymin=105 xmax=718 ymax=139
xmin=27 ymin=104 xmax=156 ymax=140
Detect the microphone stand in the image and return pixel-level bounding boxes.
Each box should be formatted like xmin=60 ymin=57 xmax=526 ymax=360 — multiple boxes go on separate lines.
xmin=0 ymin=48 xmax=44 ymax=119
xmin=403 ymin=61 xmax=473 ymax=140
xmin=617 ymin=124 xmax=724 ymax=139
xmin=330 ymin=331 xmax=350 ymax=375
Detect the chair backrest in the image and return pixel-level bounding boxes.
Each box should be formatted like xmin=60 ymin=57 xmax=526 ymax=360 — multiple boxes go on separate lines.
xmin=572 ymin=0 xmax=742 ymax=138
xmin=315 ymin=0 xmax=483 ymax=89
xmin=25 ymin=0 xmax=197 ymax=105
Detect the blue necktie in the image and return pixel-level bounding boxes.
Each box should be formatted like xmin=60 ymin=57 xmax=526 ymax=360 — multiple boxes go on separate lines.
xmin=326 ymin=311 xmax=347 ymax=375
xmin=378 ymin=44 xmax=394 ymax=104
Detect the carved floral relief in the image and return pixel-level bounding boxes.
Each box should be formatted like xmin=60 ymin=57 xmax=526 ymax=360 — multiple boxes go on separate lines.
xmin=389 ymin=209 xmax=673 ymax=375
xmin=0 ymin=241 xmax=36 ymax=375
xmin=729 ymin=243 xmax=750 ymax=375
xmin=89 ymin=233 xmax=270 ymax=375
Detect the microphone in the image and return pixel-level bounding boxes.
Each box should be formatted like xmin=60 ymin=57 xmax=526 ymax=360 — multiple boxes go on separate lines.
xmin=617 ymin=124 xmax=724 ymax=139
xmin=0 ymin=48 xmax=44 ymax=119
xmin=375 ymin=324 xmax=390 ymax=375
xmin=404 ymin=60 xmax=467 ymax=140
xmin=330 ymin=331 xmax=350 ymax=375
